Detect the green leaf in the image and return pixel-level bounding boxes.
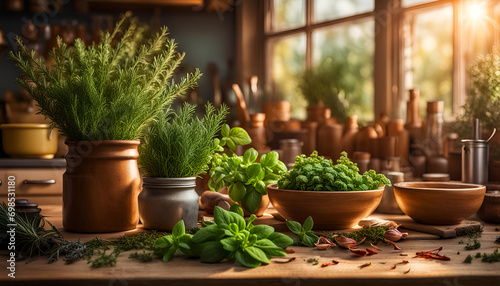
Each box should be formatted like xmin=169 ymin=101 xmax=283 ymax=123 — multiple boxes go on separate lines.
xmin=213 ymin=206 xmax=246 ymax=232
xmin=228 ymin=181 xmax=247 ymax=202
xmin=221 ymin=124 xmax=230 ymax=137
xmin=246 ymin=214 xmax=257 ymax=230
xmin=162 ymin=246 xmax=177 ymax=262
xmin=286 ymin=220 xmax=302 ymax=235
xmin=172 ymin=220 xmax=185 ymax=238
xmin=220 ymin=237 xmax=239 ymax=252
xmin=155 ymin=235 xmax=173 ymax=248
xmin=302 ymin=216 xmax=314 ymax=232
xmin=192 ymin=224 xmax=225 ymax=243
xmin=228 ymin=127 xmax=252 ymax=146
xmin=244 ymin=246 xmax=270 ymax=264
xmin=243 ymin=148 xmax=258 ymax=164
xmin=260 ymin=151 xmax=279 ymax=167
xmin=254 ymin=239 xmax=287 ymax=257
xmin=241 ymin=189 xmax=262 ymax=214
xmin=301 ymin=232 xmax=319 ymax=247
xmin=226 ymin=138 xmax=236 ymax=151
xmin=200 ymin=241 xmax=229 ymax=263
xmin=255 ymin=180 xmax=267 ymax=195
xmin=246 ymin=163 xmax=262 ymax=179
xmin=235 ymin=249 xmax=261 ymax=268
xmin=250 ymin=225 xmax=275 ymax=240
xmin=230 ymin=204 xmax=245 ymax=218
xmin=267 ymin=232 xmax=293 ymax=248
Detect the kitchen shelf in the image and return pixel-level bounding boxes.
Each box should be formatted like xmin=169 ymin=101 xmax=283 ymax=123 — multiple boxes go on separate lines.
xmin=0 ymin=158 xmax=65 ymax=168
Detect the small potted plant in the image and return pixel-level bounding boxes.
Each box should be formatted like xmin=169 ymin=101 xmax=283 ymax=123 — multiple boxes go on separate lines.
xmin=208 ymin=127 xmax=288 ymax=216
xmin=9 ymin=16 xmax=201 ymax=232
xmin=297 ymin=58 xmax=354 ymax=124
xmin=138 ymin=103 xmax=228 ymax=231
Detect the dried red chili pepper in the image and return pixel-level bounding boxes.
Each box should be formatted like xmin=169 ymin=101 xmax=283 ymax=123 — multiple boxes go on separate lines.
xmin=415 ymin=247 xmax=451 ymax=261
xmin=321 ymin=260 xmax=339 ymax=267
xmin=286 ymin=249 xmax=296 ymax=254
xmin=366 ymin=248 xmax=378 ymax=255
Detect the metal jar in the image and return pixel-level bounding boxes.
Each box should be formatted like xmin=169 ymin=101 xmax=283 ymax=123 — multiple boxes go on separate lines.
xmin=462 ymin=139 xmax=489 ymax=185
xmin=139 ymin=177 xmax=199 ymax=231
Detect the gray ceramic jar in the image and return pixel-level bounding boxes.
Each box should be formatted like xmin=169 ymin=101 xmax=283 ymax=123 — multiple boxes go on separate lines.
xmin=139 ymin=177 xmax=199 ymax=231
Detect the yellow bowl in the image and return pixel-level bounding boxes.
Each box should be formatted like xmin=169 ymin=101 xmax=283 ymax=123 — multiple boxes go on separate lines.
xmin=394 ymin=182 xmax=486 ymax=225
xmin=0 ymin=123 xmax=58 ymax=159
xmin=267 ymin=184 xmax=384 ymax=230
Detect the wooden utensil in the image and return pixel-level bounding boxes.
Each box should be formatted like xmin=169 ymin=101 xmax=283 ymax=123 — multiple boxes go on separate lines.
xmin=232 ymin=83 xmax=250 ymax=125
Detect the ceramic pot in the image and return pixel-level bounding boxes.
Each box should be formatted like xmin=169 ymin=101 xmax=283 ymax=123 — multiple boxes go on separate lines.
xmin=63 ymin=140 xmax=141 ymax=233
xmin=243 ymin=194 xmax=270 ymax=217
xmin=139 ymin=177 xmax=199 ymax=231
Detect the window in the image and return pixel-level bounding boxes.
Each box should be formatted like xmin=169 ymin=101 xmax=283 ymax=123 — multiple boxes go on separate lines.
xmin=263 ymin=0 xmax=500 ymax=123
xmin=265 ymin=0 xmax=374 ymax=122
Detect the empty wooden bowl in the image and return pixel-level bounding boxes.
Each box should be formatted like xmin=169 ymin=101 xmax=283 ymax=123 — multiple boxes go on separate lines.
xmin=393 ymin=182 xmax=486 ymax=225
xmin=267 ymin=184 xmax=384 ymax=230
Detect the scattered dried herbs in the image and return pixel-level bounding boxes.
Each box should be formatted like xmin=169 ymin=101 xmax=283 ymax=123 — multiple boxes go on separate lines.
xmin=481 ymin=249 xmax=500 ymax=263
xmin=465 ymin=240 xmax=481 ymax=250
xmin=307 ymin=258 xmax=319 ymax=265
xmin=335 ymin=226 xmax=387 ymax=244
xmin=113 ymin=231 xmax=168 ymax=252
xmin=415 ymin=247 xmax=450 ymax=261
xmin=359 ymin=262 xmax=372 ymax=269
xmin=464 ymin=255 xmax=473 ymax=263
xmin=88 ymin=250 xmax=118 ymax=268
xmin=129 ymin=251 xmax=154 ymax=262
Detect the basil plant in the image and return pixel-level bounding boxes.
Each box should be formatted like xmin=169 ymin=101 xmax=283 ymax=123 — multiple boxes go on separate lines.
xmin=208 ymin=125 xmax=287 ymax=214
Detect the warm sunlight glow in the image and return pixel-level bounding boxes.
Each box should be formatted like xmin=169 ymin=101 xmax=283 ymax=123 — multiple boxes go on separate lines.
xmin=468 ymin=1 xmax=486 ymax=21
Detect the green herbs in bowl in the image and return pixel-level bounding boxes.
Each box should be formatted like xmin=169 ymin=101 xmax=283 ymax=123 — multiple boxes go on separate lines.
xmin=277 ymin=151 xmax=390 ymax=191
xmin=270 ymin=151 xmax=391 ymax=229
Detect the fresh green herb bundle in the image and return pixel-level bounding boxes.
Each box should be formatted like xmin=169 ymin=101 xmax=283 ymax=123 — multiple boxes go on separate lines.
xmin=155 ymin=206 xmax=293 ymax=268
xmin=0 ymin=203 xmax=63 ymax=260
xmin=277 ymin=151 xmax=391 ymax=191
xmin=286 ymin=216 xmax=319 ymax=247
xmin=209 ymin=148 xmax=287 ymax=213
xmin=9 ymin=15 xmax=200 ymax=140
xmin=338 ymin=226 xmax=387 ymax=244
xmin=139 ymin=103 xmax=228 ymax=178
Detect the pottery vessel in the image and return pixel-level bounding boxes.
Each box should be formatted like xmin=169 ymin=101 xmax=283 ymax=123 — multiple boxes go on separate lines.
xmin=267 ymin=184 xmax=384 ymax=230
xmin=139 ymin=177 xmax=199 ymax=231
xmin=477 ymin=190 xmax=500 ymax=224
xmin=63 ymin=140 xmax=141 ymax=233
xmin=394 ymin=181 xmax=485 ymax=225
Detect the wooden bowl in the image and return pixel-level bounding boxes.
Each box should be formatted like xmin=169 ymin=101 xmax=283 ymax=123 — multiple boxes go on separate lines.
xmin=267 ymin=184 xmax=384 ymax=230
xmin=393 ymin=182 xmax=486 ymax=225
xmin=477 ymin=190 xmax=500 ymax=224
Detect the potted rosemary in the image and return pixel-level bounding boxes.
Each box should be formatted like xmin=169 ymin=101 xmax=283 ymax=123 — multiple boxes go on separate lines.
xmin=138 ymin=103 xmax=228 ymax=231
xmin=9 ymin=18 xmax=201 ymax=232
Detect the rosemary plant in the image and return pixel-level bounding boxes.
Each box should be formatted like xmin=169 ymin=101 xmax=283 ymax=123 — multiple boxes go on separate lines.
xmin=9 ymin=16 xmax=201 ymax=140
xmin=139 ymin=103 xmax=228 ymax=178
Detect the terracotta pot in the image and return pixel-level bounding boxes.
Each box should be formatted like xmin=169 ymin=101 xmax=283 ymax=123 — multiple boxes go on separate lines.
xmin=63 ymin=140 xmax=141 ymax=233
xmin=261 ymin=101 xmax=291 ymax=128
xmin=139 ymin=177 xmax=199 ymax=231
xmin=306 ymin=104 xmax=331 ymax=124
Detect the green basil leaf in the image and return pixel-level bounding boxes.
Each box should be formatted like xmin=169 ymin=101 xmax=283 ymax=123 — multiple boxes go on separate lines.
xmin=254 ymin=239 xmax=287 ymax=257
xmin=266 ymin=232 xmax=293 ymax=248
xmin=178 ymin=242 xmax=190 ymax=252
xmin=220 ymin=237 xmax=239 ymax=252
xmin=260 ymin=151 xmax=279 ymax=167
xmin=243 ymin=148 xmax=258 ymax=164
xmin=228 ymin=127 xmax=252 ymax=146
xmin=286 ymin=220 xmax=302 ymax=235
xmin=154 ymin=235 xmax=172 ymax=248
xmin=246 ymin=214 xmax=257 ymax=229
xmin=230 ymin=204 xmax=245 ymax=218
xmin=178 ymin=235 xmax=200 ymax=257
xmin=245 ymin=163 xmax=262 ymax=179
xmin=228 ymin=181 xmax=247 ymax=202
xmin=192 ymin=224 xmax=225 ymax=243
xmin=244 ymin=246 xmax=270 ymax=264
xmin=208 ymin=178 xmax=224 ymax=192
xmin=255 ymin=180 xmax=267 ymax=195
xmin=172 ymin=220 xmax=185 ymax=238
xmin=302 ymin=216 xmax=314 ymax=232
xmin=162 ymin=246 xmax=177 ymax=262
xmin=214 ymin=206 xmax=246 ymax=232
xmin=200 ymin=241 xmax=229 ymax=263
xmin=226 ymin=138 xmax=236 ymax=151
xmin=221 ymin=124 xmax=230 ymax=137
xmin=241 ymin=189 xmax=262 ymax=214
xmin=250 ymin=225 xmax=274 ymax=240
xmin=235 ymin=249 xmax=261 ymax=268
xmin=234 ymin=172 xmax=248 ymax=183
xmin=301 ymin=232 xmax=319 ymax=247
xmin=220 ymin=137 xmax=227 ymax=147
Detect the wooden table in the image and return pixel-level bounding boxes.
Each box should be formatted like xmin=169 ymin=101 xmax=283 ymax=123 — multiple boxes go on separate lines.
xmin=1 ymin=205 xmax=500 ymax=286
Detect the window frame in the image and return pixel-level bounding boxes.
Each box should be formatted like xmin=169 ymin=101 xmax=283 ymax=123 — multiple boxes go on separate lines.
xmin=237 ymin=0 xmax=498 ymax=122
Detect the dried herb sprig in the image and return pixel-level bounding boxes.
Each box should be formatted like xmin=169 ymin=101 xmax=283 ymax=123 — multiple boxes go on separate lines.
xmin=129 ymin=251 xmax=154 ymax=262
xmin=323 ymin=226 xmax=387 ymax=244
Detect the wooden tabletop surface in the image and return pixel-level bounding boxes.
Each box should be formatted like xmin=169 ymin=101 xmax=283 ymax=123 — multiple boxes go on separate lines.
xmin=1 ymin=205 xmax=500 ymax=286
